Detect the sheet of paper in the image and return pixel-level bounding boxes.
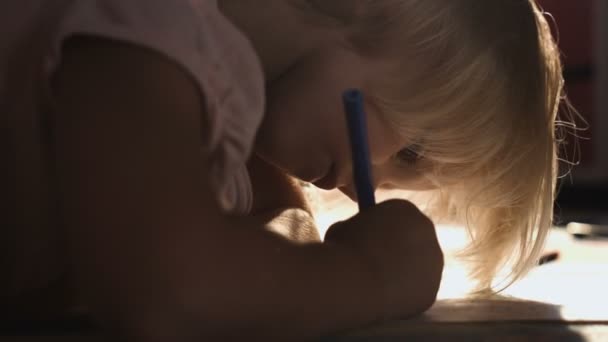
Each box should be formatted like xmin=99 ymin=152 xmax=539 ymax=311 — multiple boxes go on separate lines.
xmin=427 ymin=263 xmax=608 ymax=323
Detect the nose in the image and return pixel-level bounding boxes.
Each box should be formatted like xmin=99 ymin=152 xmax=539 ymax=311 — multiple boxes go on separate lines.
xmin=338 ymin=155 xmax=386 ymax=201
xmin=371 ymin=162 xmax=392 ymax=189
xmin=338 ymin=163 xmax=386 ymax=203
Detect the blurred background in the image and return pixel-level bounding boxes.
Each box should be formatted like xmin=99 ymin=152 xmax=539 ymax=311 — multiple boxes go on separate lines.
xmin=540 ymin=0 xmax=608 ymax=224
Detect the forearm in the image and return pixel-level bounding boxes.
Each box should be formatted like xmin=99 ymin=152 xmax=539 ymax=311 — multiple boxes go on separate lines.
xmin=93 ymin=222 xmax=384 ymax=341
xmin=208 ymin=227 xmax=383 ymax=339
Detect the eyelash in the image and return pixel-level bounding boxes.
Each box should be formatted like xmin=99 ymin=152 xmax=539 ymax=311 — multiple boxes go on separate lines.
xmin=395 ymin=145 xmax=423 ymax=164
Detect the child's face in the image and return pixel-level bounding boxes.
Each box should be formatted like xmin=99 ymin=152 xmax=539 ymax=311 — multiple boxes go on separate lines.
xmin=254 ymin=46 xmax=437 ymax=197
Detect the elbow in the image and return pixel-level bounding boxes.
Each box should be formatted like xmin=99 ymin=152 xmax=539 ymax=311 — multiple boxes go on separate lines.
xmin=86 ymin=302 xmax=188 ymax=342
xmin=86 ymin=290 xmax=269 ymax=341
xmin=81 ymin=284 xmax=208 ymax=341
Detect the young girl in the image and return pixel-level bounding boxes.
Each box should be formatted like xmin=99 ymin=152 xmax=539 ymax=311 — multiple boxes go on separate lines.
xmin=1 ymin=0 xmax=566 ymax=340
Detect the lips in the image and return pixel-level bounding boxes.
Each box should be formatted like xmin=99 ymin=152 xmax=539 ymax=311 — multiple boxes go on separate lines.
xmin=312 ymin=164 xmax=337 ymax=190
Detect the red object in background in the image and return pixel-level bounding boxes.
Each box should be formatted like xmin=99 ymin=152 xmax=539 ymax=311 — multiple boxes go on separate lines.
xmin=539 ymin=1 xmax=594 ymax=65
xmin=537 ymin=0 xmax=595 ymax=166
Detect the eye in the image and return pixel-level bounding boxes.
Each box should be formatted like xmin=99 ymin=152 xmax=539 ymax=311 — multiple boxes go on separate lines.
xmin=395 ymin=145 xmax=423 ymax=165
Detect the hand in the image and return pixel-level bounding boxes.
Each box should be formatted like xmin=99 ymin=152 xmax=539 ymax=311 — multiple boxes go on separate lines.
xmin=324 ymin=199 xmax=444 ymax=319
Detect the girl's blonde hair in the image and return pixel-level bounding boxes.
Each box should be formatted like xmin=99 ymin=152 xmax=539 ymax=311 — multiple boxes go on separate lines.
xmin=333 ymin=0 xmax=569 ymax=292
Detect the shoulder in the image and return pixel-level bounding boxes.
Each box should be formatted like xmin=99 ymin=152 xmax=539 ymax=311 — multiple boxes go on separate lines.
xmin=53 ymin=36 xmax=203 ymax=123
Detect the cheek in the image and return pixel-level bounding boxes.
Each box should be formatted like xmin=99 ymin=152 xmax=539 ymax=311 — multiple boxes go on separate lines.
xmin=266 ymin=75 xmax=339 ymax=156
xmin=265 ymin=59 xmax=355 ymax=150
xmin=366 ymin=111 xmax=403 ymax=165
xmin=260 ymin=66 xmax=348 ymax=178
xmin=268 ymin=52 xmax=352 ymax=120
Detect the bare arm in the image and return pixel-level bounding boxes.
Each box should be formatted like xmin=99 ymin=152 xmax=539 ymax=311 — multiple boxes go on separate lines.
xmin=51 ymin=37 xmax=383 ymax=341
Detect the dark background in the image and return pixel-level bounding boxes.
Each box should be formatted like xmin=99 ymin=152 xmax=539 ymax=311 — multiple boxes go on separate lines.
xmin=538 ymin=0 xmax=608 ymax=223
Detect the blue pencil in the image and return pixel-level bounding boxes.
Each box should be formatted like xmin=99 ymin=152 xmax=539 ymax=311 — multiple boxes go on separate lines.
xmin=342 ymin=89 xmax=376 ymax=211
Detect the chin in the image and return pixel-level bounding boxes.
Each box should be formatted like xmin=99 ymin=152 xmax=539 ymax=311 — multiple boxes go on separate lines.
xmin=338 ymin=186 xmax=357 ymax=202
xmin=285 ymin=167 xmax=313 ymax=183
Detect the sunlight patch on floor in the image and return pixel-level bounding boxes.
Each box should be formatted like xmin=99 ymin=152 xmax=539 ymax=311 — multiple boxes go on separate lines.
xmin=309 ymin=188 xmax=608 ymax=321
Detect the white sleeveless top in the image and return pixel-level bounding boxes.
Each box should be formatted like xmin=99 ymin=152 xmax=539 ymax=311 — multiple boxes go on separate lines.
xmin=1 ymin=0 xmax=265 ymax=216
